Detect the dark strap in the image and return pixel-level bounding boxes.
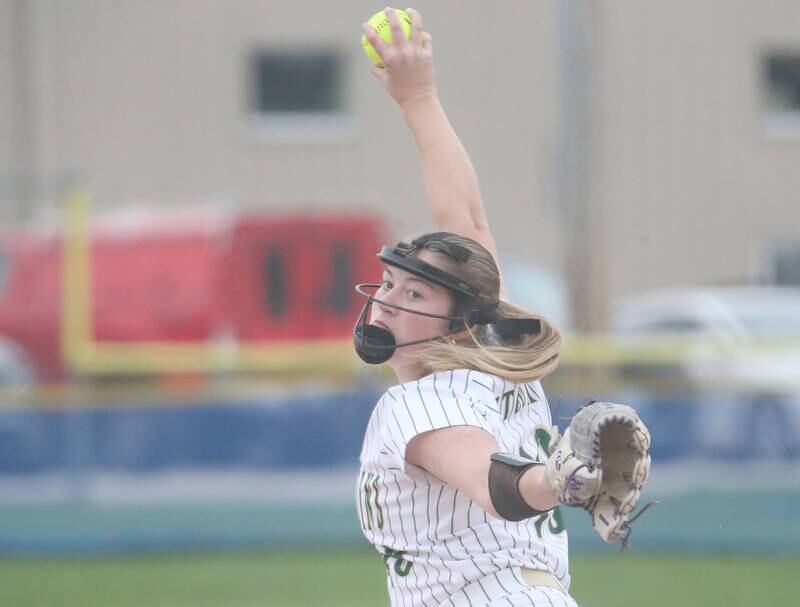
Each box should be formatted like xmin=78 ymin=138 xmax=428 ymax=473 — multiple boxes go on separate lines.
xmin=493 ymin=318 xmax=541 ymax=339
xmin=489 ymin=452 xmax=550 ymax=521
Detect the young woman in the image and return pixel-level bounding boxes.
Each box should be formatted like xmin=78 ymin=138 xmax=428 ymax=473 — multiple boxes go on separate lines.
xmin=356 ymin=8 xmax=578 ymax=606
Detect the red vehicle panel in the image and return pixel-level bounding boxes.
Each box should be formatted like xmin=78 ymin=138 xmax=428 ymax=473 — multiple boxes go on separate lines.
xmin=0 ymin=210 xmax=387 ymax=383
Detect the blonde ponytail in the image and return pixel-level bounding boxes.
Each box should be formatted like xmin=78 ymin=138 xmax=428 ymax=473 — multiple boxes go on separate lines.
xmin=417 ymin=301 xmax=562 ymax=383
xmin=403 ymin=232 xmax=563 ymax=383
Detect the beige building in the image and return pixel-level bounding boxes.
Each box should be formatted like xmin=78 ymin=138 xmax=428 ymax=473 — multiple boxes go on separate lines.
xmin=2 ymin=0 xmax=799 ymax=329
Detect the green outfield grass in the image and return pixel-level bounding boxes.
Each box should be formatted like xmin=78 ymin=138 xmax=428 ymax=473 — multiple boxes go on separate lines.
xmin=0 ymin=549 xmax=796 ymax=607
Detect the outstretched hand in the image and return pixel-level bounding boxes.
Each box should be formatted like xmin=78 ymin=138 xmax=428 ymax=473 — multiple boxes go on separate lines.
xmin=362 ymin=7 xmax=437 ymax=108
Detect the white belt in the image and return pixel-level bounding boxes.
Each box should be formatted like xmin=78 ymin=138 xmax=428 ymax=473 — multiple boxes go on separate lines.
xmin=520 ymin=568 xmax=566 ymax=594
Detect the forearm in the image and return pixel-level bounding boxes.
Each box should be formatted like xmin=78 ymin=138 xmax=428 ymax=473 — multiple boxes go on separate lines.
xmin=363 ymin=8 xmax=501 ymax=272
xmin=519 ymin=465 xmax=559 ymax=512
xmin=400 ymin=94 xmax=489 ymax=235
xmin=468 ymin=459 xmax=559 ymax=520
xmin=407 ymin=426 xmax=559 ymax=520
xmin=476 ymin=458 xmax=558 ymax=519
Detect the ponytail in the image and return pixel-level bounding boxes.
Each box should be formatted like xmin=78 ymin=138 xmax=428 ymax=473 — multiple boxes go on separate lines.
xmin=401 ymin=231 xmax=562 ymax=383
xmin=417 ymin=300 xmax=562 ymax=383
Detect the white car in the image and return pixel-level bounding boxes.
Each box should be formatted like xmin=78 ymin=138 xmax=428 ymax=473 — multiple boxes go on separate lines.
xmin=611 ymin=286 xmax=800 ymax=460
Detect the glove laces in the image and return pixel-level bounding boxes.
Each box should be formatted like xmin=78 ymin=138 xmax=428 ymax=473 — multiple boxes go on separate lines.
xmin=618 ymin=500 xmax=660 ymax=553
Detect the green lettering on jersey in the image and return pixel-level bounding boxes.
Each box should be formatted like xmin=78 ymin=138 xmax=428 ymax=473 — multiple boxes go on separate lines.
xmin=361 ymin=473 xmax=384 ymax=531
xmin=534 ymin=427 xmax=554 ymax=454
xmin=530 ymin=425 xmax=566 ymax=537
xmin=382 ymin=547 xmax=414 ymax=577
xmin=371 ymin=474 xmax=384 ymax=529
xmin=500 ymin=384 xmax=540 ymax=420
xmin=534 ymin=507 xmax=566 ymax=538
xmin=363 ymin=475 xmax=374 ymax=530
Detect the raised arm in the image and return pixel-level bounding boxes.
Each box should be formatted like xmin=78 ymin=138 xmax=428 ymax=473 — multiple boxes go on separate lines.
xmin=362 ymin=8 xmax=501 ymax=269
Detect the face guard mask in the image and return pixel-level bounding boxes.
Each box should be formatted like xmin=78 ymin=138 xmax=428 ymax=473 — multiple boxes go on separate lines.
xmin=352 ymin=234 xmax=509 ymax=365
xmin=352 ymin=234 xmax=544 ymax=364
xmin=352 ymin=283 xmax=482 ymax=364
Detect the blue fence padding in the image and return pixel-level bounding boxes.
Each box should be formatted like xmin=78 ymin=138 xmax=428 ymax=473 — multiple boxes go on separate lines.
xmin=556 ymin=394 xmax=800 ymax=461
xmin=1 ymin=390 xmax=799 ymax=474
xmin=0 ymin=389 xmax=383 ymax=473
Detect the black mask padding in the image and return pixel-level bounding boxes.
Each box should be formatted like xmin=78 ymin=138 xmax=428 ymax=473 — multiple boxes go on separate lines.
xmin=449 ymin=301 xmax=497 ymax=332
xmin=354 ymin=323 xmax=397 ymax=364
xmin=492 ymin=318 xmax=542 ymax=341
xmin=466 ymin=307 xmax=496 ymax=327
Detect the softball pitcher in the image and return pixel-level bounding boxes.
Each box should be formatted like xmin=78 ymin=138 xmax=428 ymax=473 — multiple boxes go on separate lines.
xmin=355 ymin=8 xmax=650 ymax=606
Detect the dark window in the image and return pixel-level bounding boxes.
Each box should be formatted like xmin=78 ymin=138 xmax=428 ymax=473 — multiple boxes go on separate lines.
xmin=249 ymin=49 xmax=344 ymax=114
xmin=771 ymin=242 xmax=800 ymax=286
xmin=762 ymin=51 xmax=800 ymax=114
xmin=263 ymin=247 xmax=287 ymax=316
xmin=325 ymin=244 xmax=352 ymax=314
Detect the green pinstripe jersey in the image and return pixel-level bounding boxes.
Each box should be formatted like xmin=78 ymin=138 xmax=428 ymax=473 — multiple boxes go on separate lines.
xmin=356 ymin=369 xmax=571 ymax=607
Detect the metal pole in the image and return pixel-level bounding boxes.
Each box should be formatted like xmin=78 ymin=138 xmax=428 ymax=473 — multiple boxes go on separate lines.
xmin=8 ymin=0 xmax=35 ymax=222
xmin=7 ymin=0 xmax=57 ymax=223
xmin=555 ymin=0 xmax=606 ymax=332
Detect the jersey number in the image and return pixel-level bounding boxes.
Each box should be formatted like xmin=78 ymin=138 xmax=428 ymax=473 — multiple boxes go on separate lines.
xmin=360 ymin=472 xmax=384 ymax=531
xmin=382 ymin=547 xmax=413 ymax=577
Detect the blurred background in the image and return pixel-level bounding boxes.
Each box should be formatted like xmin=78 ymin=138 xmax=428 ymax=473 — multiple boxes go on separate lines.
xmin=1 ymin=0 xmax=799 ymax=605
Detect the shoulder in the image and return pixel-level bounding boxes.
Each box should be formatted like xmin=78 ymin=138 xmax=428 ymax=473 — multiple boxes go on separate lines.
xmin=380 ymin=371 xmax=496 ymax=446
xmin=413 ymin=369 xmax=505 ymax=406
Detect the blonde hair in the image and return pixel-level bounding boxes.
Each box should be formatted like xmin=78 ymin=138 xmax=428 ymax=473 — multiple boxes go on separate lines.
xmin=409 ymin=232 xmax=563 ymax=383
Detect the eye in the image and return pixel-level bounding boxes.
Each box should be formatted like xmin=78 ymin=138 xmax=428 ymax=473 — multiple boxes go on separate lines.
xmin=380 ymin=279 xmax=393 ymax=290
xmin=407 ymin=289 xmax=422 ymax=301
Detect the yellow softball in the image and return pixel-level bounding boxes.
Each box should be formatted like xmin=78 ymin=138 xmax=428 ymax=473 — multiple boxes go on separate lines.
xmin=361 ymin=8 xmax=412 ymax=66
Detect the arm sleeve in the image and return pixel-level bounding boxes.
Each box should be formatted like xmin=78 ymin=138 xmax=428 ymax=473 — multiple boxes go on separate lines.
xmin=385 ymin=373 xmax=494 ymax=459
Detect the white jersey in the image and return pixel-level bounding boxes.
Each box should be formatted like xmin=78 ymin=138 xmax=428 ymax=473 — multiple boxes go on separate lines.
xmin=356 ymin=369 xmax=572 ymax=607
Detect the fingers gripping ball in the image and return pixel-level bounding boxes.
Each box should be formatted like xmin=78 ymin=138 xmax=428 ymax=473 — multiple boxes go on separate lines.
xmin=545 ymin=402 xmax=652 ymax=548
xmin=361 ymin=8 xmax=412 ymax=65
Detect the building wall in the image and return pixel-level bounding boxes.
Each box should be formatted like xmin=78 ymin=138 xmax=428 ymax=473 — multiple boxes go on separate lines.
xmin=33 ymin=0 xmax=560 ymax=268
xmin=2 ymin=0 xmax=799 ymax=325
xmin=597 ymin=0 xmax=800 ymax=300
xmin=0 ymin=0 xmax=17 ymax=219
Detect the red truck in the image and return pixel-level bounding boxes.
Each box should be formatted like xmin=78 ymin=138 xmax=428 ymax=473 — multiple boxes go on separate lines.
xmin=0 ymin=207 xmax=387 ymax=384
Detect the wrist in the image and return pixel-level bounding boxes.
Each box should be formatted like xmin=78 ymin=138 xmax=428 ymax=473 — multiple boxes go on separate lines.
xmin=519 ymin=465 xmax=559 ymax=512
xmin=399 ymin=91 xmax=440 ymax=114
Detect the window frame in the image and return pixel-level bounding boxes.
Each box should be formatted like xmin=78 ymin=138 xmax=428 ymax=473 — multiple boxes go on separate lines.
xmin=244 ymin=46 xmax=355 ymax=144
